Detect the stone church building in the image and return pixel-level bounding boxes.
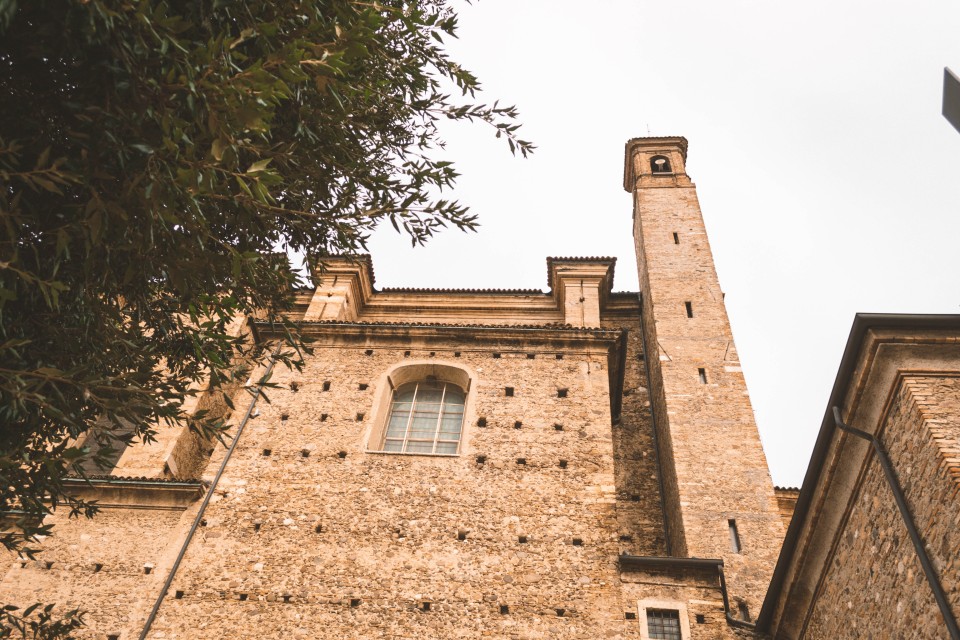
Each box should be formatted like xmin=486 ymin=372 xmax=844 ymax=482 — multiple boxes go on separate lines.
xmin=3 ymin=137 xmax=959 ymax=639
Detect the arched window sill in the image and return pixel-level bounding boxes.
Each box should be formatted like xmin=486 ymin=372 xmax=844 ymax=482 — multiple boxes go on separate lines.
xmin=364 ymin=450 xmax=460 ymax=458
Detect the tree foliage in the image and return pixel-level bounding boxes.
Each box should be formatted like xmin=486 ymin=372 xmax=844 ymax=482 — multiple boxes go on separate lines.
xmin=0 ymin=0 xmax=530 ymax=634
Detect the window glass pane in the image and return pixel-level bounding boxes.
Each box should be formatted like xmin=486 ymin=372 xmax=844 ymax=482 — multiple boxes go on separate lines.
xmin=385 ymin=415 xmax=409 ymax=438
xmin=416 ymin=387 xmax=444 ymax=403
xmin=443 ymin=387 xmax=466 ymax=404
xmin=412 ymin=403 xmax=442 ymax=416
xmin=405 ymin=440 xmax=434 ymax=453
xmin=409 ymin=412 xmax=439 ymax=437
xmin=439 ymin=418 xmax=461 ymax=431
xmin=383 ymin=439 xmax=404 ymax=452
xmin=394 ymin=387 xmax=417 ymax=402
xmin=380 ymin=380 xmax=467 ymax=454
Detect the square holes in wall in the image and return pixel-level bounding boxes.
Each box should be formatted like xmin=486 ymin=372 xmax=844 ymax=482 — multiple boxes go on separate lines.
xmin=504 ymin=387 xmax=514 ymax=397
xmin=557 ymin=388 xmax=568 ymax=398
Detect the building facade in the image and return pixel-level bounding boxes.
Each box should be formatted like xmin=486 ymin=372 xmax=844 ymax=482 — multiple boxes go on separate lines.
xmin=2 ymin=137 xmax=959 ymax=639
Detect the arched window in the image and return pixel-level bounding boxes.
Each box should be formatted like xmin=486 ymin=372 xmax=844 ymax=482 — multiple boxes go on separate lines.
xmin=381 ymin=379 xmax=465 ymax=454
xmin=650 ymin=155 xmax=672 ymax=174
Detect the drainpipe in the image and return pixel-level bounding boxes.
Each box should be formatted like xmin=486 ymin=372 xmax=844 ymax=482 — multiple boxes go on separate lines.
xmin=832 ymin=406 xmax=960 ymax=640
xmin=637 ymin=293 xmax=672 ymax=556
xmin=716 ymin=564 xmax=757 ymax=630
xmin=138 ymin=347 xmax=279 ymax=640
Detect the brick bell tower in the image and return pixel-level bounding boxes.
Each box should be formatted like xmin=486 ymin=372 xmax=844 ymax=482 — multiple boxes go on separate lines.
xmin=624 ymin=137 xmax=783 ymax=616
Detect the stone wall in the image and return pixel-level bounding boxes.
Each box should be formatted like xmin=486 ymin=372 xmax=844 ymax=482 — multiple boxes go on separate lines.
xmin=625 ymin=137 xmax=784 ymax=614
xmin=0 ymin=506 xmax=194 ymax=638
xmin=604 ymin=313 xmax=667 ymax=557
xmin=619 ymin=562 xmax=748 ymax=640
xmin=804 ymin=375 xmax=960 ymax=637
xmin=136 ymin=321 xmax=677 ymax=639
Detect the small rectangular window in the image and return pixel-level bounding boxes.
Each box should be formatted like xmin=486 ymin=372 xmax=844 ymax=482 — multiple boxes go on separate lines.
xmin=698 ymin=368 xmax=707 ymax=384
xmin=505 ymin=386 xmax=514 ymax=397
xmin=646 ymin=609 xmax=682 ymax=640
xmin=673 ymin=232 xmax=680 ymax=245
xmin=728 ymin=519 xmax=741 ymax=553
xmin=685 ymin=302 xmax=693 ymax=318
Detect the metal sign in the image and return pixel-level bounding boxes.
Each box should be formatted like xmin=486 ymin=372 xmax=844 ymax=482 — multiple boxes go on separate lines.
xmin=944 ymin=67 xmax=960 ymax=134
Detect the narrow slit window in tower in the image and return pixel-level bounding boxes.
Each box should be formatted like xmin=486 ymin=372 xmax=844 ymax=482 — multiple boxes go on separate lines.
xmin=673 ymin=232 xmax=680 ymax=244
xmin=728 ymin=518 xmax=741 ymax=553
xmin=698 ymin=368 xmax=707 ymax=384
xmin=685 ymin=301 xmax=693 ymax=318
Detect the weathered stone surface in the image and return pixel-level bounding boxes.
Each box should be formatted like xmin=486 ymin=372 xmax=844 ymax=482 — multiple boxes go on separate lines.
xmin=805 ymin=376 xmax=960 ymax=638
xmin=9 ymin=138 xmax=958 ymax=640
xmin=625 ymin=136 xmax=784 ymax=614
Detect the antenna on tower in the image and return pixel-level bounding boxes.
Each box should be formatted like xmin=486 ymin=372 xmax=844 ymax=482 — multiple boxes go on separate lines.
xmin=646 ymin=123 xmax=651 ymax=135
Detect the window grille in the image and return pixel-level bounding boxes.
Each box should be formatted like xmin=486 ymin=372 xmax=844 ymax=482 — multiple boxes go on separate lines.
xmin=647 ymin=609 xmax=682 ymax=640
xmin=380 ymin=381 xmax=465 ymax=454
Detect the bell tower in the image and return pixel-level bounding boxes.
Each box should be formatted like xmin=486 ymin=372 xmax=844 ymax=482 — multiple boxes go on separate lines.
xmin=624 ymin=137 xmax=783 ymax=615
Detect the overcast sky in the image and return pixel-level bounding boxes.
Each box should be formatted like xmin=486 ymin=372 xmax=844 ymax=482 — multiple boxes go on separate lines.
xmin=365 ymin=1 xmax=960 ymax=486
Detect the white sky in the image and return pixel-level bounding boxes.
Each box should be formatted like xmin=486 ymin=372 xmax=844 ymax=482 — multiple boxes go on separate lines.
xmin=366 ymin=1 xmax=960 ymax=486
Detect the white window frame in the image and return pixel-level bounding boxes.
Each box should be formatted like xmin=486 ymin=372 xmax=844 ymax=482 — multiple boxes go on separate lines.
xmin=379 ymin=380 xmax=465 ymax=455
xmin=363 ymin=361 xmax=476 ymax=458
